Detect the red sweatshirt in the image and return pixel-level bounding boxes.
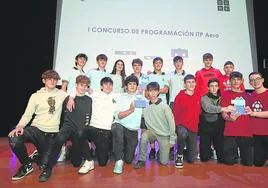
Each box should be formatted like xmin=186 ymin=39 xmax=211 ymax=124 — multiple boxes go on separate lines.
xmin=220 ymin=91 xmax=252 ymax=137
xmin=218 ymin=74 xmax=245 ymax=94
xmin=250 ymin=89 xmax=268 ymax=135
xmin=195 ymin=67 xmax=222 ymax=96
xmin=173 ymin=90 xmax=201 ymax=133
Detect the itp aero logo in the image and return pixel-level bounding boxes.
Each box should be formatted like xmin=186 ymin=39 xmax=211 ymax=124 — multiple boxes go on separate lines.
xmin=217 ymin=0 xmax=230 ymax=12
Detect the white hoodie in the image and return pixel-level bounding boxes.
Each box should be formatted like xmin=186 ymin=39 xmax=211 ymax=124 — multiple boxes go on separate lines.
xmin=18 ymin=87 xmax=68 ymax=132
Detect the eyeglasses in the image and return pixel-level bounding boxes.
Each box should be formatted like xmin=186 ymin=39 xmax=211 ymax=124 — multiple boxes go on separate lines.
xmin=249 ymin=77 xmax=262 ymax=83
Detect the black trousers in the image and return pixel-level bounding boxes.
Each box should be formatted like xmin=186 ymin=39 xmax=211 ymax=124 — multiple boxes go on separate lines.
xmin=47 ymin=125 xmax=90 ymax=168
xmin=223 ymin=136 xmax=253 ymax=166
xmin=81 ymin=126 xmax=112 ymax=166
xmin=176 ymin=126 xmax=197 ymax=163
xmin=253 ymin=135 xmax=268 ymax=167
xmin=199 ymin=131 xmax=224 ymax=163
xmin=9 ymin=126 xmax=56 ymax=166
xmin=111 ymin=123 xmax=138 ymax=164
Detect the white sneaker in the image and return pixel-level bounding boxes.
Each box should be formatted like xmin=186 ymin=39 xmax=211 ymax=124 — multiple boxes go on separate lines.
xmin=78 ymin=160 xmax=94 ymax=174
xmin=113 ymin=159 xmax=124 ymax=174
xmin=196 ymin=152 xmax=200 ymax=160
xmin=57 ymin=146 xmax=66 ymax=162
xmin=212 ymin=149 xmax=217 ymax=160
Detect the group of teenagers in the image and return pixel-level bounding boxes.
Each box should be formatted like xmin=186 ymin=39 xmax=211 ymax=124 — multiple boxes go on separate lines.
xmin=8 ymin=52 xmax=268 ymax=183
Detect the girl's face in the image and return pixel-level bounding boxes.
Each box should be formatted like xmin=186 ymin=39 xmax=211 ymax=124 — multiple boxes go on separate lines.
xmin=76 ymin=57 xmax=87 ymax=68
xmin=116 ymin=61 xmax=124 ymax=72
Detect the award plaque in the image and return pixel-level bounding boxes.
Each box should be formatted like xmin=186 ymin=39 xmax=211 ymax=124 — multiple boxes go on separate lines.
xmin=231 ymin=97 xmax=246 ymax=115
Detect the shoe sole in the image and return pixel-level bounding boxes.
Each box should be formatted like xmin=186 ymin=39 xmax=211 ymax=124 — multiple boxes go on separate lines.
xmin=113 ymin=170 xmax=123 ymax=174
xmin=78 ymin=167 xmax=94 ymax=174
xmin=133 ymin=165 xmax=145 ymax=169
xmin=12 ymin=168 xmax=34 ymax=181
xmin=39 ymin=175 xmax=51 ymax=182
xmin=39 ymin=178 xmax=49 ymax=183
xmin=175 ymin=165 xmax=183 ymax=169
xmin=39 ymin=175 xmax=51 ymax=183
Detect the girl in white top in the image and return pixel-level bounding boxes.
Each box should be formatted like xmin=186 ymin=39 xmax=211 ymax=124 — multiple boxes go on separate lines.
xmin=110 ymin=59 xmax=126 ymax=93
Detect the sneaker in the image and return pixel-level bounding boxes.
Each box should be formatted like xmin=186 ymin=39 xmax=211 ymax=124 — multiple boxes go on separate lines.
xmin=29 ymin=150 xmax=40 ymax=165
xmin=57 ymin=146 xmax=66 ymax=162
xmin=78 ymin=160 xmax=94 ymax=174
xmin=113 ymin=159 xmax=124 ymax=174
xmin=38 ymin=168 xmax=52 ymax=182
xmin=134 ymin=160 xmax=145 ymax=169
xmin=12 ymin=163 xmax=33 ymax=181
xmin=212 ymin=149 xmax=217 ymax=160
xmin=149 ymin=148 xmax=156 ymax=160
xmin=175 ymin=155 xmax=183 ymax=169
xmin=196 ymin=153 xmax=200 ymax=160
xmin=29 ymin=150 xmax=38 ymax=160
xmin=169 ymin=148 xmax=174 ymax=161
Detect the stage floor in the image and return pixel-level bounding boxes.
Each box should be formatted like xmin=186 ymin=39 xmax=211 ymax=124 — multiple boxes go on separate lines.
xmin=0 ymin=137 xmax=267 ymax=188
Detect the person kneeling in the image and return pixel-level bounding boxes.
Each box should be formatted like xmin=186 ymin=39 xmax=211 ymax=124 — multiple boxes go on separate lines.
xmin=39 ymin=75 xmax=93 ymax=182
xmin=134 ymin=82 xmax=176 ymax=169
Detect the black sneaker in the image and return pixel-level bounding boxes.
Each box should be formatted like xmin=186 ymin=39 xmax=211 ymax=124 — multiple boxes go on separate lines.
xmin=134 ymin=161 xmax=145 ymax=169
xmin=29 ymin=150 xmax=38 ymax=160
xmin=29 ymin=150 xmax=40 ymax=165
xmin=12 ymin=163 xmax=33 ymax=181
xmin=39 ymin=168 xmax=52 ymax=182
xmin=175 ymin=155 xmax=183 ymax=169
xmin=169 ymin=148 xmax=174 ymax=161
xmin=149 ymin=148 xmax=156 ymax=160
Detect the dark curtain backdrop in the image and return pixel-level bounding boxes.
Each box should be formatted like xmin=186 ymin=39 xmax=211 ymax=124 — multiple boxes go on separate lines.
xmin=2 ymin=1 xmax=268 ymax=136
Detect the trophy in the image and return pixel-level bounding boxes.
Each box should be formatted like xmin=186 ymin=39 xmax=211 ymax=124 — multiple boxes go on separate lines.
xmin=231 ymin=97 xmax=246 ymax=115
xmin=134 ymin=95 xmax=148 ymax=108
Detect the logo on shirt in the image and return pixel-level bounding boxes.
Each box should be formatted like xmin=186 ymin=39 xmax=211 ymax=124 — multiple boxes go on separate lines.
xmin=252 ymin=100 xmax=263 ymax=112
xmin=223 ymin=80 xmax=231 ymax=91
xmin=204 ymin=73 xmax=215 ymax=78
xmin=47 ymin=96 xmax=56 ymax=114
xmin=85 ymin=113 xmax=90 ymax=126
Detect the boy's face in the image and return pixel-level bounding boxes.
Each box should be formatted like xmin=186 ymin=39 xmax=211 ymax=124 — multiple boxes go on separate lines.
xmin=97 ymin=59 xmax=107 ymax=69
xmin=203 ymin=58 xmax=213 ymax=68
xmin=132 ymin=63 xmax=142 ymax=74
xmin=43 ymin=78 xmax=58 ymax=90
xmin=230 ymin=77 xmax=243 ymax=90
xmin=184 ymin=79 xmax=196 ymax=92
xmin=76 ymin=82 xmax=89 ymax=95
xmin=76 ymin=57 xmax=87 ymax=67
xmin=174 ymin=60 xmax=183 ymax=70
xmin=153 ymin=60 xmax=163 ymax=72
xmin=208 ymin=82 xmax=219 ymax=96
xmin=147 ymin=88 xmax=159 ymax=101
xmin=101 ymin=82 xmax=113 ymax=94
xmin=223 ymin=64 xmax=234 ymax=76
xmin=126 ymin=82 xmax=137 ymax=93
xmin=249 ymin=74 xmax=264 ymax=89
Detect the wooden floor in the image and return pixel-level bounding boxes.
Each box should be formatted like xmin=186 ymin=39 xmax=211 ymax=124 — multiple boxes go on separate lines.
xmin=1 ymin=137 xmax=267 ymax=188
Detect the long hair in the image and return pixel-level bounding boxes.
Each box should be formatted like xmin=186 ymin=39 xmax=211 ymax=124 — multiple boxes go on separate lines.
xmin=111 ymin=59 xmax=126 ymax=88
